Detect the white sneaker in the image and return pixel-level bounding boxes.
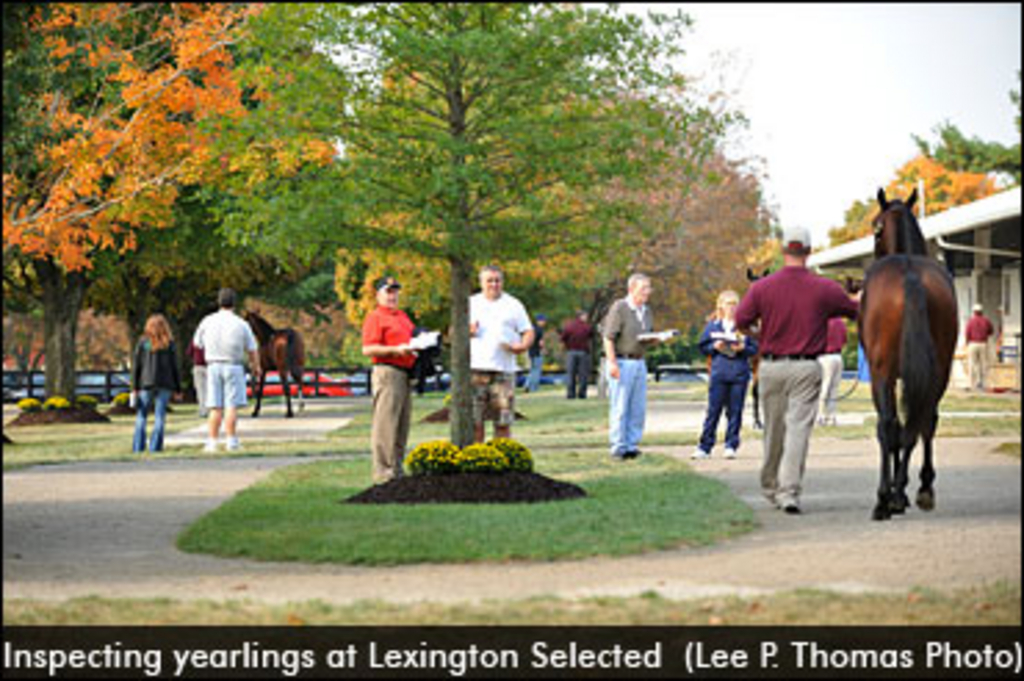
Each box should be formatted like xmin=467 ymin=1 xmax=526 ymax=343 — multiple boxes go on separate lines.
xmin=723 ymin=447 xmax=737 ymax=459
xmin=226 ymin=437 xmax=241 ymax=452
xmin=203 ymin=440 xmax=218 ymax=453
xmin=690 ymin=448 xmax=711 ymax=460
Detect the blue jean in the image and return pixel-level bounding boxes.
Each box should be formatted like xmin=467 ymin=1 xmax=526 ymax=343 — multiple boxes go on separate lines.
xmin=608 ymin=358 xmax=647 ymax=456
xmin=133 ymin=388 xmax=172 ymax=452
xmin=699 ymin=377 xmax=749 ymax=452
xmin=526 ymin=355 xmax=543 ymax=392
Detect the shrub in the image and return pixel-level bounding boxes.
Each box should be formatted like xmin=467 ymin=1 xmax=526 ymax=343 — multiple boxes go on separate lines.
xmin=112 ymin=392 xmax=131 ymax=407
xmin=405 ymin=440 xmax=462 ymax=476
xmin=455 ymin=443 xmax=509 ymax=474
xmin=17 ymin=398 xmax=42 ymax=413
xmin=43 ymin=397 xmax=72 ymax=411
xmin=74 ymin=395 xmax=99 ymax=411
xmin=487 ymin=437 xmax=534 ymax=472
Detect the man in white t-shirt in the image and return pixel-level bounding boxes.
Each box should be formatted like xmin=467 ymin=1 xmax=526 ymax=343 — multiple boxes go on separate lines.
xmin=469 ymin=265 xmax=535 ymax=443
xmin=192 ymin=288 xmax=260 ymax=453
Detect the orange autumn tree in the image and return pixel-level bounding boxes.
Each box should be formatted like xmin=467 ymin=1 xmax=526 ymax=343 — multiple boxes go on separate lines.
xmin=827 ymin=154 xmax=998 ymax=248
xmin=2 ymin=3 xmax=253 ymax=398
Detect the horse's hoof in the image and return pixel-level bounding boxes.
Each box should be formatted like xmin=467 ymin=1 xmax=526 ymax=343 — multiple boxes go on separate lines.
xmin=872 ymin=505 xmax=891 ymax=521
xmin=916 ymin=490 xmax=935 ymax=511
xmin=889 ymin=493 xmax=910 ymax=514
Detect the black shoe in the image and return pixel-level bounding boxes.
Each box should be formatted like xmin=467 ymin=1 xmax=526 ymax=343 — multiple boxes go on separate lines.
xmin=623 ymin=450 xmax=642 ymax=459
xmin=783 ymin=503 xmax=802 ymax=515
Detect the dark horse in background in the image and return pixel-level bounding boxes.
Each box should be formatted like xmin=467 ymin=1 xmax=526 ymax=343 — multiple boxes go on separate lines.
xmin=244 ymin=310 xmax=306 ymax=418
xmin=745 ymin=268 xmax=771 ymax=429
xmin=859 ymin=188 xmax=958 ymax=520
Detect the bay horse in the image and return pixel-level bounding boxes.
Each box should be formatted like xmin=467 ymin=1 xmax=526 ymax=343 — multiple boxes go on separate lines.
xmin=244 ymin=310 xmax=306 ymax=418
xmin=859 ymin=188 xmax=958 ymax=520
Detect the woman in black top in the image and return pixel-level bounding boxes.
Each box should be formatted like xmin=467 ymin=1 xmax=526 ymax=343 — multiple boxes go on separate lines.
xmin=132 ymin=314 xmax=182 ymax=453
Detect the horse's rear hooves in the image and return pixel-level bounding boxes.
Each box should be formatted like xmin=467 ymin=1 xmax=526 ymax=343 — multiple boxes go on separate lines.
xmin=872 ymin=505 xmax=891 ymax=521
xmin=916 ymin=490 xmax=935 ymax=511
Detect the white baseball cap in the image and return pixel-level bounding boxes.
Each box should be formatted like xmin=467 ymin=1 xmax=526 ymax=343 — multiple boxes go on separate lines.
xmin=782 ymin=225 xmax=811 ymax=255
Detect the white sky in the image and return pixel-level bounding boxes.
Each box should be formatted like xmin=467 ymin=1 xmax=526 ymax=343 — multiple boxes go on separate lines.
xmin=638 ymin=3 xmax=1022 ymax=246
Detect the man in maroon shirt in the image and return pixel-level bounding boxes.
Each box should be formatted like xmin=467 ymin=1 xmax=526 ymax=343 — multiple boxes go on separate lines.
xmin=736 ymin=226 xmax=858 ymax=514
xmin=560 ymin=310 xmax=595 ymax=399
xmin=965 ymin=303 xmax=995 ymax=391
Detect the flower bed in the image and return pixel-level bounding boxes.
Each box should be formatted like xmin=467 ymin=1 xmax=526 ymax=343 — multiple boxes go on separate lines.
xmin=348 ymin=438 xmax=583 ymax=504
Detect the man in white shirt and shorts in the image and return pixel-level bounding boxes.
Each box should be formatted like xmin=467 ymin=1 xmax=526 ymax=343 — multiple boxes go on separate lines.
xmin=192 ymin=288 xmax=260 ymax=452
xmin=469 ymin=265 xmax=535 ymax=444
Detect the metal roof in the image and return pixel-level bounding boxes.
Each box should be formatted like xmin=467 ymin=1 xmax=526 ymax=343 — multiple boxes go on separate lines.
xmin=808 ymin=185 xmax=1022 ymax=269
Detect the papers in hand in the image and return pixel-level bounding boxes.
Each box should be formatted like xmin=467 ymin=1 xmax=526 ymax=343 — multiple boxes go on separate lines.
xmin=637 ymin=329 xmax=680 ymax=343
xmin=409 ymin=331 xmax=440 ymax=351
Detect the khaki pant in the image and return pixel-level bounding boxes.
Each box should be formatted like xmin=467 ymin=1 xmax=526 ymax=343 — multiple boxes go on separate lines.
xmin=967 ymin=342 xmax=988 ymax=391
xmin=758 ymin=359 xmax=822 ymax=508
xmin=371 ymin=364 xmax=412 ymax=484
xmin=817 ymin=353 xmax=844 ymax=421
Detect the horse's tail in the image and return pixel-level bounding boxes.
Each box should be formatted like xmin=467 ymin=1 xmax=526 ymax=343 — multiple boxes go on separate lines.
xmin=899 ymin=262 xmax=937 ymax=437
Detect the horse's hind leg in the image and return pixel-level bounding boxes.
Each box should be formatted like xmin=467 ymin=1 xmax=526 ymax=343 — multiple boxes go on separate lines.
xmin=295 ymin=368 xmax=305 ymax=414
xmin=890 ymin=433 xmax=915 ymax=515
xmin=872 ymin=383 xmax=899 ymax=520
xmin=282 ymin=371 xmax=294 ymax=418
xmin=916 ymin=412 xmax=938 ymax=511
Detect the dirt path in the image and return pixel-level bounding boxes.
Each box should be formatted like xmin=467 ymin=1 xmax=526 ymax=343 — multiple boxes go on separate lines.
xmin=3 ymin=435 xmax=1019 ymax=605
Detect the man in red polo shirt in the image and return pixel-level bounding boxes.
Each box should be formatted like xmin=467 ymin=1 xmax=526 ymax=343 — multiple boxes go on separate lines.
xmin=362 ymin=276 xmax=417 ymax=484
xmin=736 ymin=226 xmax=859 ymax=515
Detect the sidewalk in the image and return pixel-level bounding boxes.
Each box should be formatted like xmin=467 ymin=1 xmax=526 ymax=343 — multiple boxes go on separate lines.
xmin=162 ymin=398 xmax=367 ymax=447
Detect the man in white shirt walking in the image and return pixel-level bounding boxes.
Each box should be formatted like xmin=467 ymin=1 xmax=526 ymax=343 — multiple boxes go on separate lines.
xmin=192 ymin=288 xmax=261 ymax=452
xmin=469 ymin=265 xmax=535 ymax=443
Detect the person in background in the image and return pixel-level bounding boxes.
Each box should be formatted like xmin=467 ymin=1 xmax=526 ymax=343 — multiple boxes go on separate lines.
xmin=735 ymin=226 xmax=859 ymax=515
xmin=469 ymin=265 xmax=535 ymax=443
xmin=602 ymin=273 xmax=661 ymax=460
xmin=965 ymin=303 xmax=995 ymax=392
xmin=693 ymin=290 xmax=758 ymax=460
xmin=362 ymin=276 xmax=417 ymax=484
xmin=560 ymin=310 xmax=595 ymax=399
xmin=192 ymin=288 xmax=260 ymax=453
xmin=132 ymin=314 xmax=182 ymax=453
xmin=816 ymin=316 xmax=848 ymax=426
xmin=186 ymin=339 xmax=209 ymax=418
xmin=525 ymin=314 xmax=548 ymax=393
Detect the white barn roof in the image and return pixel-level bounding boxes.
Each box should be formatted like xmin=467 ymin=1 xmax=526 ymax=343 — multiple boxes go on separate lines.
xmin=808 ymin=185 xmax=1022 ymax=269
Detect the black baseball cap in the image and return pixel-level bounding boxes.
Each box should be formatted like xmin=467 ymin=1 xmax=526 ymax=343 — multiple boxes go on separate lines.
xmin=375 ymin=276 xmax=402 ymax=292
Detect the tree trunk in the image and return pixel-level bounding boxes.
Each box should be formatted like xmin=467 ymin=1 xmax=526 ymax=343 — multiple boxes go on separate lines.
xmin=37 ymin=258 xmax=89 ymax=400
xmin=448 ymin=256 xmax=475 ymax=448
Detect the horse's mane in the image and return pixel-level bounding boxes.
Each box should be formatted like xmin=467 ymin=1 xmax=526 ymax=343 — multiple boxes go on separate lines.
xmin=246 ymin=310 xmax=276 ymax=341
xmin=892 ymin=200 xmax=928 ymax=256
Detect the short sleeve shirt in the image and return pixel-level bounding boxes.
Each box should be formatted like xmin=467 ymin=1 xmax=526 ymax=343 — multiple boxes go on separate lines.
xmin=470 ymin=293 xmax=532 ymax=373
xmin=602 ymin=298 xmax=653 ymax=357
xmin=735 ymin=267 xmax=858 ymax=356
xmin=193 ymin=310 xmax=258 ymax=364
xmin=362 ymin=306 xmax=416 ymax=369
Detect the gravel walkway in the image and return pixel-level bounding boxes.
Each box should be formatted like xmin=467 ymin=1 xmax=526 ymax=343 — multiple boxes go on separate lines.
xmin=4 ymin=431 xmax=1019 ymax=605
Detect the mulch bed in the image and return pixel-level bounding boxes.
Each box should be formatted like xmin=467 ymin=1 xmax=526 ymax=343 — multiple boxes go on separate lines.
xmin=7 ymin=408 xmax=111 ymax=427
xmin=345 ymin=472 xmax=587 ymax=505
xmin=422 ymin=406 xmax=527 ymax=424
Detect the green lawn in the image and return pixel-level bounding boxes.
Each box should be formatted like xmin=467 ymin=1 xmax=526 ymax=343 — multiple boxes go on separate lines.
xmin=177 ymin=449 xmax=756 ymax=565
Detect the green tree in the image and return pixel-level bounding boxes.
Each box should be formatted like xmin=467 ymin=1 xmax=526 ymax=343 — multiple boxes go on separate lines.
xmin=215 ymin=4 xmax=727 ymax=446
xmin=913 ymin=72 xmax=1022 ymax=185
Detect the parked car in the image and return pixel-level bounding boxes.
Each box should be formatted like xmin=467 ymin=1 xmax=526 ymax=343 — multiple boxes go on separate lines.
xmin=3 ymin=372 xmax=45 ymax=402
xmin=76 ymin=372 xmax=132 ymax=401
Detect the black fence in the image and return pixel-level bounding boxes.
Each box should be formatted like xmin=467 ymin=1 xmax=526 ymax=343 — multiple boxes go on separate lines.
xmin=2 ymin=367 xmax=375 ymax=404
